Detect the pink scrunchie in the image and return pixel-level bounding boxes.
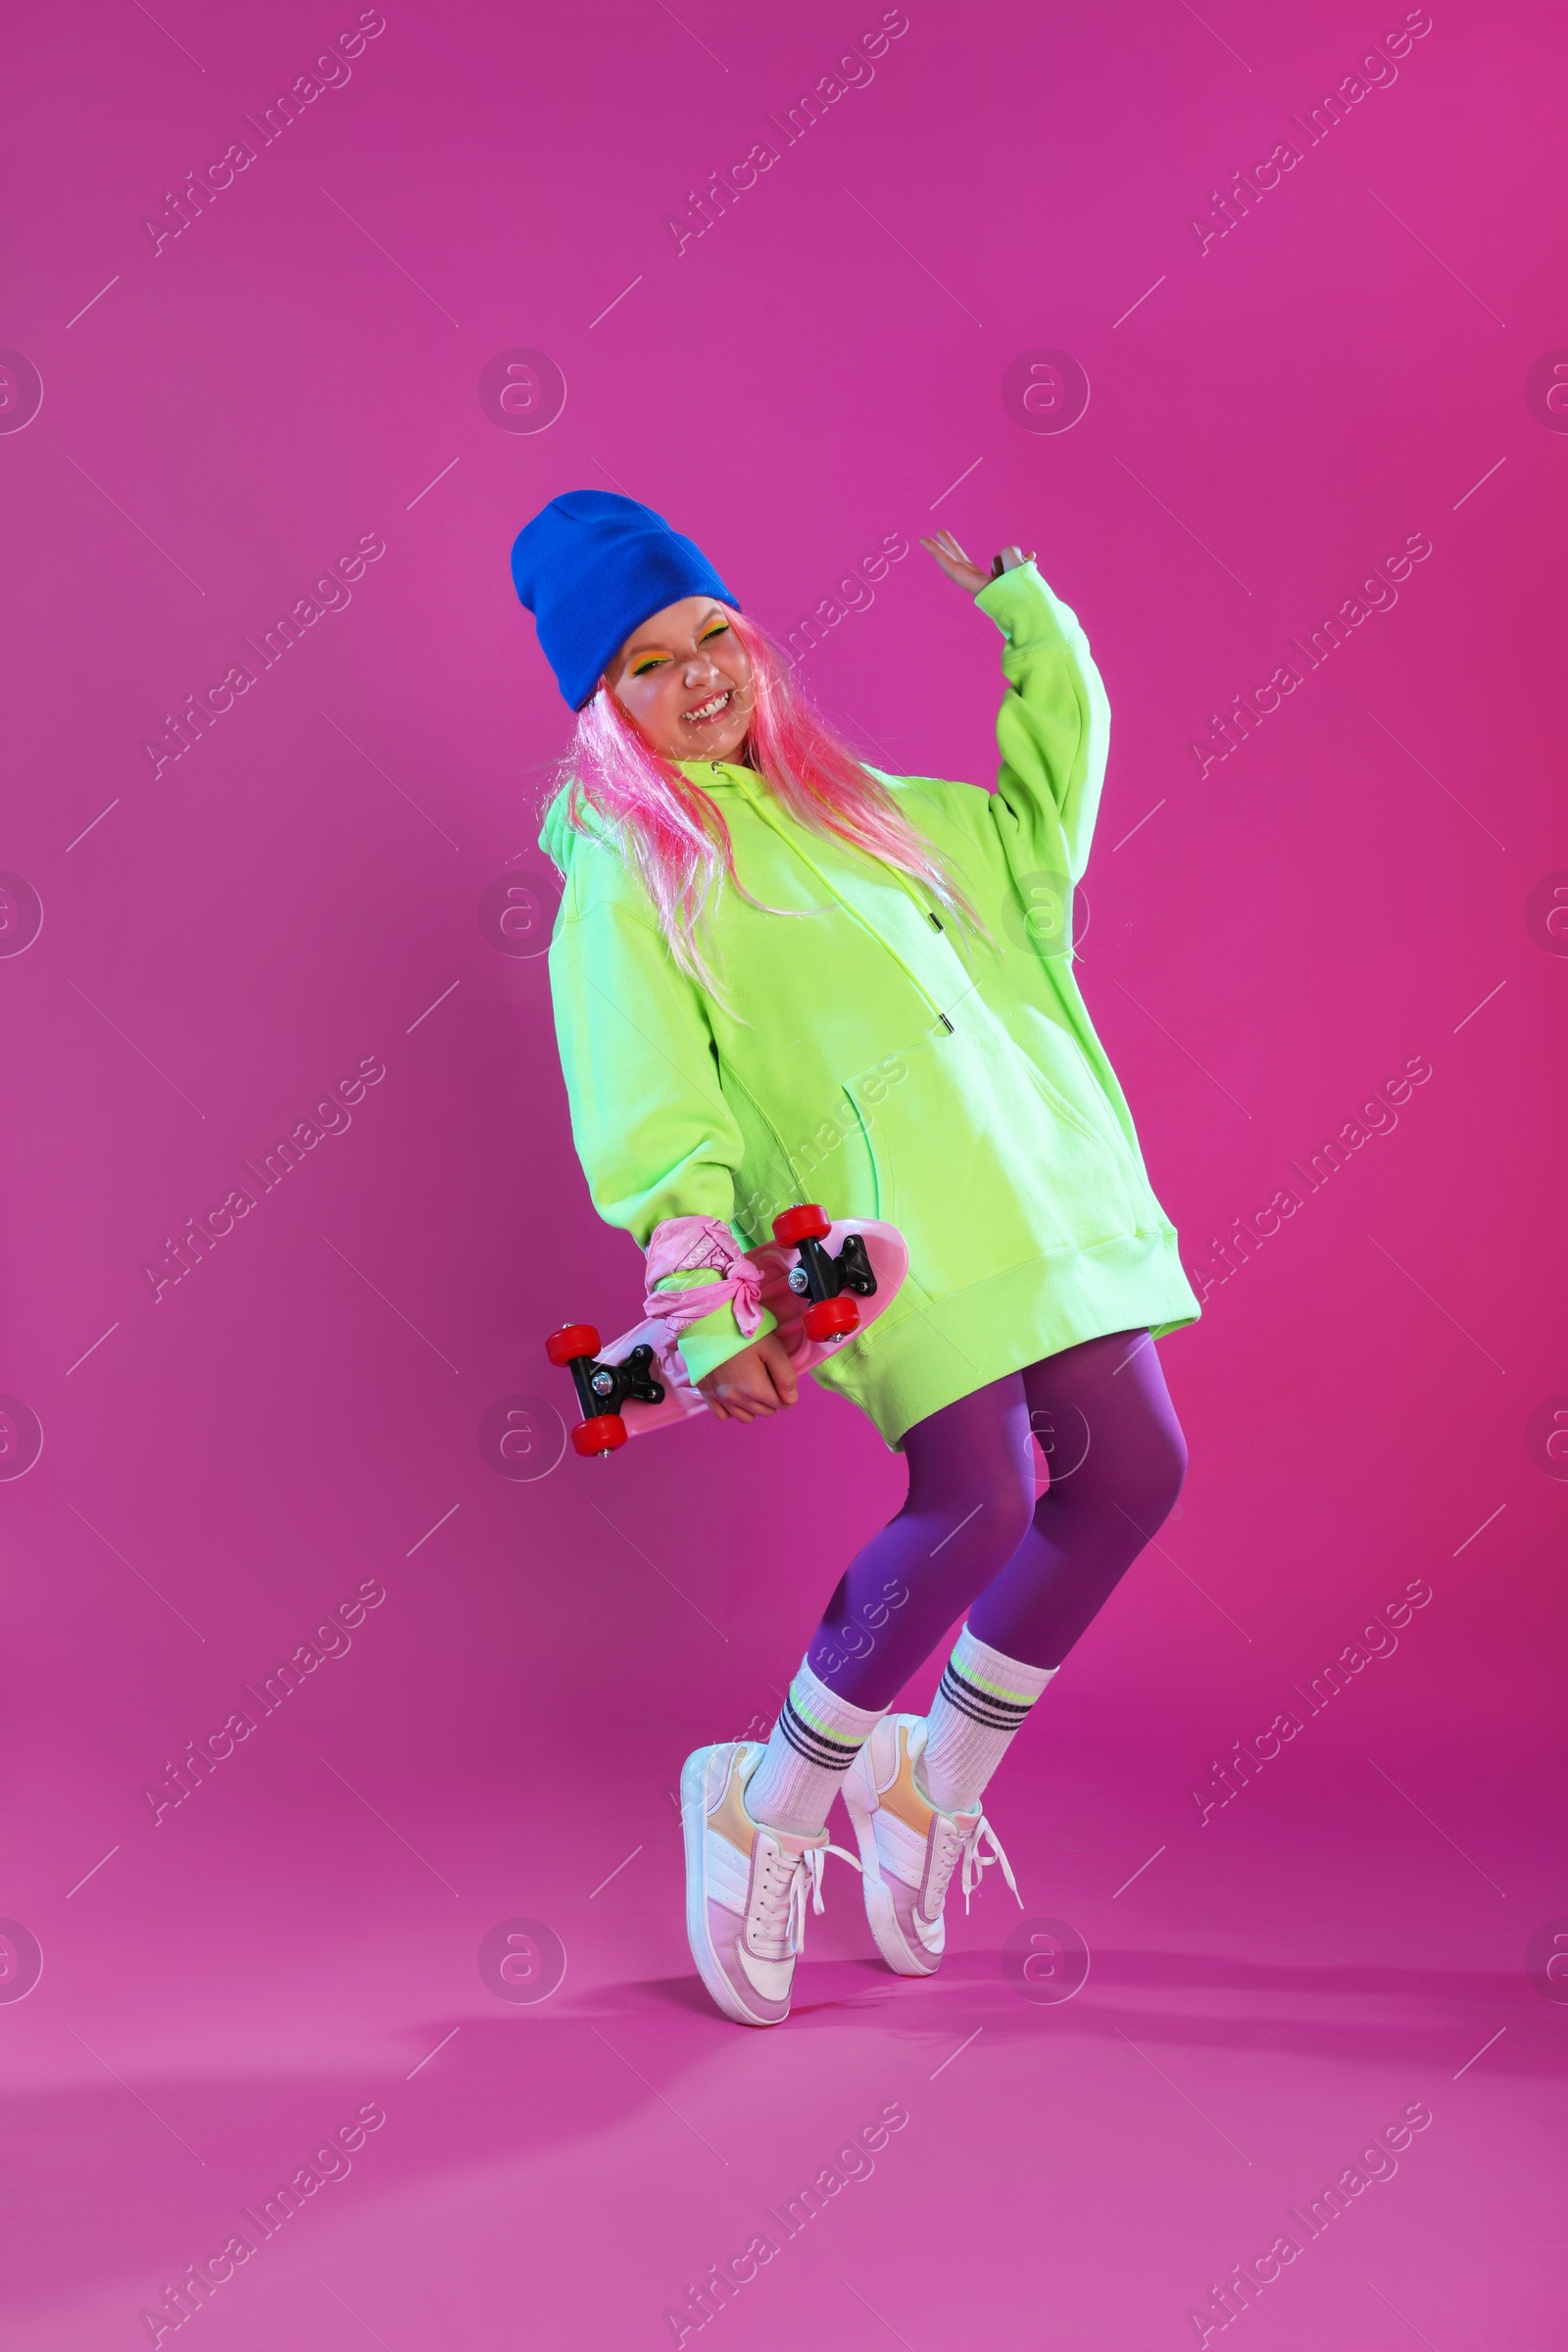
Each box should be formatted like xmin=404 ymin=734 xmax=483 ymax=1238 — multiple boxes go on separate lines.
xmin=643 ymin=1216 xmax=764 ymax=1338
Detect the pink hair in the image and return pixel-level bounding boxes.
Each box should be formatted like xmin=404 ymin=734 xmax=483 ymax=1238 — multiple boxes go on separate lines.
xmin=541 ymin=603 xmax=986 ymax=998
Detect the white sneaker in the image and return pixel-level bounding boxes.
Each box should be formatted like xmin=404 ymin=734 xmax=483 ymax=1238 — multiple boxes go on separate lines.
xmin=842 ymin=1714 xmax=1022 ymax=1977
xmin=680 ymin=1741 xmax=861 ymax=2028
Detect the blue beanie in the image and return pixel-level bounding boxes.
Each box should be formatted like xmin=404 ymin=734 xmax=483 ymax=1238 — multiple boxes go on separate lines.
xmin=510 ymin=489 xmax=742 ymax=710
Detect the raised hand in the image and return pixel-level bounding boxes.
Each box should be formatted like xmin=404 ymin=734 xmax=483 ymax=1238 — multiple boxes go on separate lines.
xmin=920 ymin=529 xmax=1037 ymax=595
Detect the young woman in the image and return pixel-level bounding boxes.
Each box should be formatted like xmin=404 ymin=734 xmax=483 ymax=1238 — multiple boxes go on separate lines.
xmin=514 ymin=489 xmax=1199 ymax=2029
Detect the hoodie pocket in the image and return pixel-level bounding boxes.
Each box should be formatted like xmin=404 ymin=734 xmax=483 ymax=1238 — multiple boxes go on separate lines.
xmin=843 ymin=1025 xmax=1138 ymax=1295
xmin=718 ymin=1062 xmax=812 ymax=1242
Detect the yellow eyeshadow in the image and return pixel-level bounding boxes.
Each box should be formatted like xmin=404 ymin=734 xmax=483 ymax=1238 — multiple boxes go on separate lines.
xmin=631 ymin=621 xmax=727 ymax=675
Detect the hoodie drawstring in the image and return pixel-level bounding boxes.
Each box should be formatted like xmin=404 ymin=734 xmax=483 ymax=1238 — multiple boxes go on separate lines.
xmin=716 ymin=766 xmax=960 ymax=1037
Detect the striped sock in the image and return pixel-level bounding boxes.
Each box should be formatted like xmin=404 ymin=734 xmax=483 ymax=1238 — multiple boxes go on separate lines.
xmin=917 ymin=1624 xmax=1058 ymax=1814
xmin=744 ymin=1658 xmax=885 ymax=1837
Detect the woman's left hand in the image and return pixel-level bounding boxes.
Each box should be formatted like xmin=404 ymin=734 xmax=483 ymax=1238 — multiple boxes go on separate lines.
xmin=920 ymin=529 xmax=1037 ymax=595
xmin=695 ymin=1330 xmax=800 ymax=1423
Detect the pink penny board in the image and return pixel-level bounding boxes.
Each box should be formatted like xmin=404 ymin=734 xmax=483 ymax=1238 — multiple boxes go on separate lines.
xmin=597 ymin=1218 xmax=908 ymax=1439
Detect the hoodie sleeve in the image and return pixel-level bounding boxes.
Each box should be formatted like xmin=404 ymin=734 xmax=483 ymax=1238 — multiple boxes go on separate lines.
xmin=971 ymin=560 xmax=1110 ymax=890
xmin=544 ymin=871 xmax=777 ymax=1383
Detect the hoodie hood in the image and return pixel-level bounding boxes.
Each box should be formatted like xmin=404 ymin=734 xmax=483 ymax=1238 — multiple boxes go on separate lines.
xmin=538 ymin=779 xmax=581 ymax=877
xmin=536 ymin=760 xmax=757 ymax=878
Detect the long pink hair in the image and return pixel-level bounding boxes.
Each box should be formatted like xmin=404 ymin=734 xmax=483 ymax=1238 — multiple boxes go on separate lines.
xmin=541 ymin=604 xmax=985 ymax=999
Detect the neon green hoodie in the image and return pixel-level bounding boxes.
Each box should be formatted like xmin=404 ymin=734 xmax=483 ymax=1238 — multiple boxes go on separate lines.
xmin=538 ymin=561 xmax=1200 ymax=1448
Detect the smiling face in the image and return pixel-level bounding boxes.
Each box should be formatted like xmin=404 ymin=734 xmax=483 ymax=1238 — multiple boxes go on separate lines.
xmin=602 ymin=595 xmax=754 ymax=764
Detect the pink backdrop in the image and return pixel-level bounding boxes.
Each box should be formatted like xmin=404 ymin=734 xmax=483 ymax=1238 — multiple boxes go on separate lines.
xmin=3 ymin=2 xmax=1563 ymax=2345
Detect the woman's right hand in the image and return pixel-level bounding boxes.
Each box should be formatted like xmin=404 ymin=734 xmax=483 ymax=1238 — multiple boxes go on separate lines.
xmin=696 ymin=1332 xmax=800 ymax=1422
xmin=920 ymin=529 xmax=1037 ymax=594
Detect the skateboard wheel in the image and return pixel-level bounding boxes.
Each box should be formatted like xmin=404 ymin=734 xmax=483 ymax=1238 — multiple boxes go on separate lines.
xmin=547 ymin=1322 xmax=601 ymax=1366
xmin=571 ymin=1413 xmax=627 ymax=1456
xmin=773 ymin=1202 xmax=830 ymax=1246
xmin=803 ymin=1294 xmax=859 ymax=1342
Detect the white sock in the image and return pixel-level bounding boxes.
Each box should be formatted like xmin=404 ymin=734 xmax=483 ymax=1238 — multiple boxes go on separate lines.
xmin=917 ymin=1624 xmax=1057 ymax=1814
xmin=744 ymin=1657 xmax=885 ymax=1837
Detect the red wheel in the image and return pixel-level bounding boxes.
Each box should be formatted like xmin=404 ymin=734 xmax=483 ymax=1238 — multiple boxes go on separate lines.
xmin=546 ymin=1322 xmax=600 ymax=1366
xmin=803 ymin=1294 xmax=859 ymax=1342
xmin=571 ymin=1413 xmax=627 ymax=1456
xmin=773 ymin=1202 xmax=830 ymax=1246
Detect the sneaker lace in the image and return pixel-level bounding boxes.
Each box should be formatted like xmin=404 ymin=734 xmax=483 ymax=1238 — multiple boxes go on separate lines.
xmin=950 ymin=1813 xmax=1023 ymax=1917
xmin=750 ymin=1838 xmax=862 ymax=1962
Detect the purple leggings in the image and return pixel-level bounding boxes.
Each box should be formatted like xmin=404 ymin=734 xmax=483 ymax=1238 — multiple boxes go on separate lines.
xmin=806 ymin=1329 xmax=1187 ymax=1709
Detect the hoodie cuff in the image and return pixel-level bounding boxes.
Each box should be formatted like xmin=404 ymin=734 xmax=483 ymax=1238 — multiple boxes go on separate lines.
xmin=675 ymin=1297 xmax=780 ymax=1385
xmin=652 ymin=1269 xmax=779 ymax=1385
xmin=973 ymin=559 xmax=1065 ymax=649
